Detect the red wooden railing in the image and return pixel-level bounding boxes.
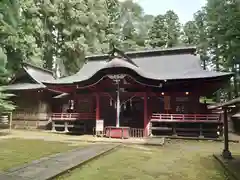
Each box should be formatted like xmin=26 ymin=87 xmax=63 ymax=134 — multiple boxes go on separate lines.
xmin=93 ymin=127 xmax=144 ymax=138
xmin=130 ymin=128 xmax=144 ymax=138
xmin=151 ymin=113 xmax=221 ymax=123
xmin=51 ymin=113 xmax=95 ymax=121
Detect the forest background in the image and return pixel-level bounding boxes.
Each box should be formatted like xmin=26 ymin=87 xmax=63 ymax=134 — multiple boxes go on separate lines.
xmin=0 ymin=0 xmax=240 ymax=108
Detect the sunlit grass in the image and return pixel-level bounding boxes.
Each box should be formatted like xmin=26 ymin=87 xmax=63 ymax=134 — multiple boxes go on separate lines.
xmin=0 ymin=138 xmax=78 ymax=171
xmin=57 ymin=140 xmax=239 ymax=180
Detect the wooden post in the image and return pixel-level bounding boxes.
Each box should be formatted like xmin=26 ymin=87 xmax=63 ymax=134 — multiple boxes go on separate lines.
xmin=37 ymin=90 xmax=42 ymax=129
xmin=9 ymin=112 xmax=12 ymax=132
xmin=64 ymin=121 xmax=69 ymax=133
xmin=222 ymin=107 xmax=232 ymax=159
xmin=73 ymin=91 xmax=78 ymax=112
xmin=149 ymin=122 xmax=153 ymax=137
xmin=51 ymin=121 xmax=56 ymax=132
xmin=148 ymin=99 xmax=153 ymax=137
xmin=116 ymin=82 xmax=120 ymax=127
xmin=172 ymin=123 xmax=177 ymax=136
xmin=95 ymin=93 xmax=100 ymax=121
xmin=199 ymin=124 xmax=204 ymax=138
xmin=144 ymin=92 xmax=148 ymax=137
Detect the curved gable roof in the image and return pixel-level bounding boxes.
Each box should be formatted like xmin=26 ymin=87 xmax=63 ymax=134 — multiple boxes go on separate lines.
xmin=3 ymin=63 xmax=55 ymax=91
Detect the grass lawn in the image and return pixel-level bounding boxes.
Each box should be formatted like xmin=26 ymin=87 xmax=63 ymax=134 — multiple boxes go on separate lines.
xmin=0 ymin=138 xmax=78 ymax=171
xmin=57 ymin=140 xmax=240 ymax=180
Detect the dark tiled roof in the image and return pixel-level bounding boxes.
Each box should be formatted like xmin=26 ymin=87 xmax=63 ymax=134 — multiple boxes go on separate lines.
xmin=3 ymin=63 xmax=55 ymax=91
xmin=86 ymin=46 xmax=197 ymax=61
xmin=45 ymin=47 xmax=233 ymax=85
xmin=22 ymin=63 xmax=55 ymax=83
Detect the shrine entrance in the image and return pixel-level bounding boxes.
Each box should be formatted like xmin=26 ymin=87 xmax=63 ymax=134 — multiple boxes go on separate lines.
xmin=99 ymin=94 xmax=144 ymax=129
xmin=120 ymin=97 xmax=144 ymax=129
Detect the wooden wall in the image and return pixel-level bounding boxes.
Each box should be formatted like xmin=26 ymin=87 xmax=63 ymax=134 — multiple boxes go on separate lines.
xmin=11 ymin=91 xmax=52 ymax=129
xmin=150 ymin=94 xmax=208 ymax=114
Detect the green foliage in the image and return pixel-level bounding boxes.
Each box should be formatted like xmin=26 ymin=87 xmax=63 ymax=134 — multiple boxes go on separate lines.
xmin=181 ymin=0 xmax=240 ymax=101
xmin=182 ymin=8 xmax=209 ymax=69
xmin=148 ymin=15 xmax=167 ymax=48
xmin=206 ymin=0 xmax=240 ymax=99
xmin=0 ymin=0 xmax=239 ymax=102
xmin=19 ymin=0 xmax=111 ymax=75
xmin=0 ymin=48 xmax=15 ymax=112
xmin=164 ymin=10 xmax=181 ymax=47
xmin=0 ymin=0 xmax=43 ymax=73
xmin=0 ymin=0 xmax=154 ymax=75
xmin=182 ymin=21 xmax=198 ymax=45
xmin=148 ymin=10 xmax=181 ymax=48
xmin=0 ymin=48 xmax=8 ymax=84
xmin=0 ymin=88 xmax=16 ymax=112
xmin=105 ymin=0 xmax=151 ymax=51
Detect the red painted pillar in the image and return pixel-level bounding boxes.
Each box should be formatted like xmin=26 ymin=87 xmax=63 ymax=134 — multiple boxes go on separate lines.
xmin=73 ymin=92 xmax=78 ymax=112
xmin=95 ymin=93 xmax=100 ymax=120
xmin=144 ymin=92 xmax=148 ymax=137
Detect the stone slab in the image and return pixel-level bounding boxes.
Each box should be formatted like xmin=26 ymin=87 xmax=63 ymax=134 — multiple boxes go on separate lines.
xmin=213 ymin=154 xmax=240 ymax=180
xmin=0 ymin=174 xmax=31 ymax=180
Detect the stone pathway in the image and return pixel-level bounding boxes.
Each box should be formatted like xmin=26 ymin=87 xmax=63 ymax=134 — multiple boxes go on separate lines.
xmin=0 ymin=143 xmax=118 ymax=180
xmin=213 ymin=154 xmax=240 ymax=180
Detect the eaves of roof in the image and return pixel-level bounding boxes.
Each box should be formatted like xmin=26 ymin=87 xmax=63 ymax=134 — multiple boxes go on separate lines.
xmin=1 ymin=83 xmax=45 ymax=91
xmin=208 ymin=97 xmax=240 ymax=110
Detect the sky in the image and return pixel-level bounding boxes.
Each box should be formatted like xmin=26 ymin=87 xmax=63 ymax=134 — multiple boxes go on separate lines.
xmin=122 ymin=0 xmax=207 ymax=24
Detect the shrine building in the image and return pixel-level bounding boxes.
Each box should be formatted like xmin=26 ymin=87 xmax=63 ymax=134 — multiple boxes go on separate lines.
xmin=5 ymin=47 xmax=233 ymax=138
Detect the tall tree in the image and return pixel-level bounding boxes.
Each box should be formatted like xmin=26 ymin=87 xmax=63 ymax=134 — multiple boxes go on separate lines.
xmin=0 ymin=0 xmax=42 ymax=74
xmin=206 ymin=0 xmax=240 ymax=99
xmin=105 ymin=0 xmax=122 ymax=50
xmin=137 ymin=14 xmax=154 ymax=49
xmin=164 ymin=10 xmax=181 ymax=47
xmin=0 ymin=47 xmax=15 ymax=112
xmin=183 ymin=8 xmax=210 ymax=70
xmin=182 ymin=21 xmax=198 ymax=45
xmin=148 ymin=15 xmax=167 ymax=48
xmin=194 ymin=9 xmax=209 ymax=70
xmin=119 ymin=0 xmax=145 ymax=50
xmin=148 ymin=10 xmax=181 ymax=48
xmin=21 ymin=0 xmax=110 ymax=76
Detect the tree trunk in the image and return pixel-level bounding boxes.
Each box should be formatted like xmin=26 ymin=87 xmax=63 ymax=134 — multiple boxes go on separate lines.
xmin=232 ymin=65 xmax=238 ymax=98
xmin=238 ymin=63 xmax=240 ymax=96
xmin=215 ymin=48 xmax=220 ymax=102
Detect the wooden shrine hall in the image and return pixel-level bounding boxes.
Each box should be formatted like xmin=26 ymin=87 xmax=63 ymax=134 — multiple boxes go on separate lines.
xmin=42 ymin=47 xmax=233 ymax=138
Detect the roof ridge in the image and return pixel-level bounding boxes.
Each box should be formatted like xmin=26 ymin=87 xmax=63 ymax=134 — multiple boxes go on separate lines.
xmin=85 ymin=46 xmax=197 ymax=61
xmin=107 ymin=47 xmax=139 ymax=67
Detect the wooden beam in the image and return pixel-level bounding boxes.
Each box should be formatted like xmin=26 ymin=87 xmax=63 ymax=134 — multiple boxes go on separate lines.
xmin=95 ymin=93 xmax=100 ymax=120
xmin=222 ymin=108 xmax=233 ymax=159
xmin=208 ymin=97 xmax=240 ymax=110
xmin=144 ymin=92 xmax=148 ymax=137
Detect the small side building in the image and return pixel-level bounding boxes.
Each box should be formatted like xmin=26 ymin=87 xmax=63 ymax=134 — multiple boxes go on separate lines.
xmin=3 ymin=63 xmax=58 ymax=129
